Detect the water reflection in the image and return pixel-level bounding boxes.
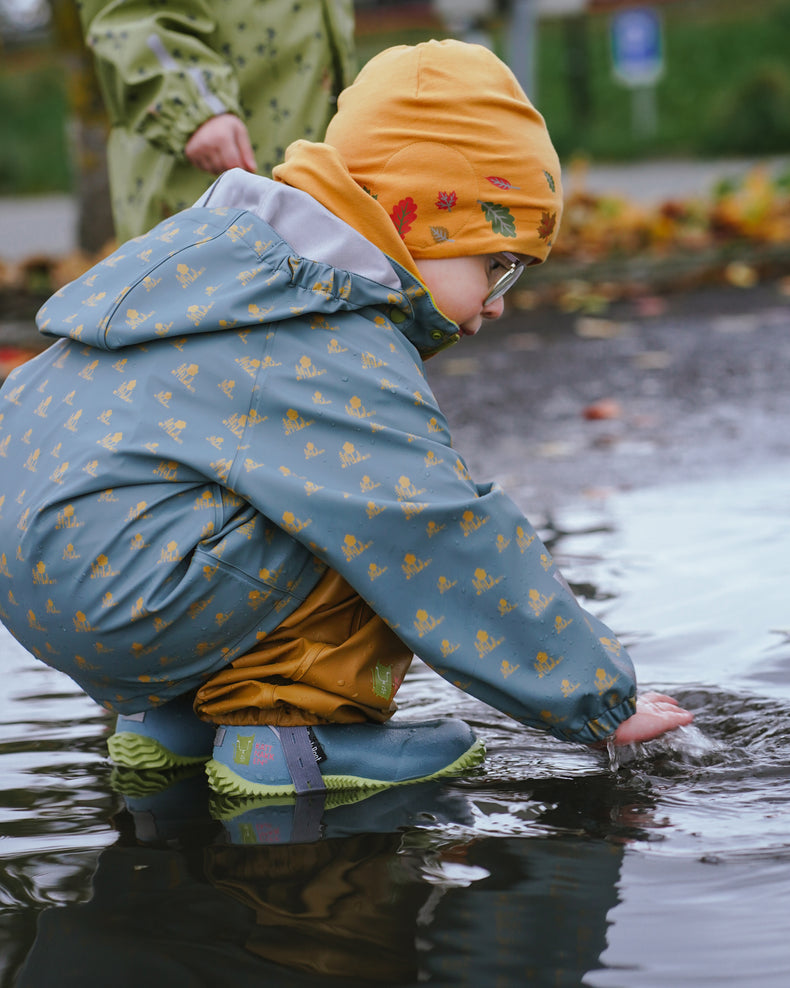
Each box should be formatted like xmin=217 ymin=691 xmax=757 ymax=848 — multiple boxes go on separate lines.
xmin=15 ymin=770 xmax=636 ymax=988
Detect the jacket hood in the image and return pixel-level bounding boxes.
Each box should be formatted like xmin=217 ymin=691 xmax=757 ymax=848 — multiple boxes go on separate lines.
xmin=36 ymin=171 xmax=461 ymax=357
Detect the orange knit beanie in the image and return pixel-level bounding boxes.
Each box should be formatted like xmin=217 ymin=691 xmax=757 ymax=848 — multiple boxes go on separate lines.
xmin=324 ymin=39 xmax=562 ymax=264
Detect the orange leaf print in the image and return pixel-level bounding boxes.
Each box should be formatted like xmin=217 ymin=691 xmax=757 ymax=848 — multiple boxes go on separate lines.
xmin=538 ymin=210 xmax=557 ymax=241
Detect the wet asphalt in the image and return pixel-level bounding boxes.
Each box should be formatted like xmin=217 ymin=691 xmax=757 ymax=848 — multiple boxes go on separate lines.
xmin=426 ymin=279 xmax=790 ymax=512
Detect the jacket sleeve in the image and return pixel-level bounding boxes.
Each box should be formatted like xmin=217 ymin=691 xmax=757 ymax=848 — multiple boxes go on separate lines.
xmin=79 ymin=0 xmax=243 ymax=155
xmin=229 ymin=309 xmax=637 ymax=746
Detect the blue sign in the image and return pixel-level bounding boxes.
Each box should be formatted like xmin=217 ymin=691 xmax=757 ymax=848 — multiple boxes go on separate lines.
xmin=611 ymin=7 xmax=664 ymax=87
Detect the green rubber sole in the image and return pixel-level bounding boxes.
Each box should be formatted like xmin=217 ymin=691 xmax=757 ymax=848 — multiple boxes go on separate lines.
xmin=205 ymin=738 xmax=486 ymax=799
xmin=110 ymin=763 xmax=204 ymax=798
xmin=108 ymin=731 xmax=211 ymax=770
xmin=210 ymin=785 xmax=380 ymax=821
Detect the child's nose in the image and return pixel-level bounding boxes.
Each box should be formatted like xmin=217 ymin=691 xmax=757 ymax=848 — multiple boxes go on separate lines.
xmin=482 ymin=295 xmax=505 ymax=319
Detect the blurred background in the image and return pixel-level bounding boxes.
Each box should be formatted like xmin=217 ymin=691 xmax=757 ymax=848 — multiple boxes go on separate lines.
xmin=3 ymin=1 xmax=790 ymax=241
xmin=1 ymin=0 xmax=789 ymax=321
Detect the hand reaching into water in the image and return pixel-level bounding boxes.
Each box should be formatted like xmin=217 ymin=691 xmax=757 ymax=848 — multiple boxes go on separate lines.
xmin=612 ymin=691 xmax=694 ymax=745
xmin=185 ymin=114 xmax=258 ymax=175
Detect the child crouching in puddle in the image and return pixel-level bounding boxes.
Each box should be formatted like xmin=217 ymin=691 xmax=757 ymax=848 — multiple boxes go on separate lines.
xmin=0 ymin=40 xmax=691 ymax=797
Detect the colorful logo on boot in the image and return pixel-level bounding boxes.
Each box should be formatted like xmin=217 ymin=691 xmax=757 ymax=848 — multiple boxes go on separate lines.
xmin=234 ymin=734 xmax=254 ymax=765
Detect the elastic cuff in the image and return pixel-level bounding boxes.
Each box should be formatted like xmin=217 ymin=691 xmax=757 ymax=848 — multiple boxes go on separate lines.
xmin=562 ymin=693 xmax=638 ymax=745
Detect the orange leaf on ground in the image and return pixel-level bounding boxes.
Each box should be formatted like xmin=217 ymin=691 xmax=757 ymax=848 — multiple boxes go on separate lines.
xmin=583 ymin=398 xmax=622 ymax=421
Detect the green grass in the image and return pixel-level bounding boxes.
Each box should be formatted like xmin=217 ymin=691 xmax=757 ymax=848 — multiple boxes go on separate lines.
xmin=0 ymin=62 xmax=72 ymax=195
xmin=534 ymin=0 xmax=790 ymax=161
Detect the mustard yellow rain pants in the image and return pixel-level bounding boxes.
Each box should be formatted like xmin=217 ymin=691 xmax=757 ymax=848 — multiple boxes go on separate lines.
xmin=194 ymin=570 xmax=414 ymax=727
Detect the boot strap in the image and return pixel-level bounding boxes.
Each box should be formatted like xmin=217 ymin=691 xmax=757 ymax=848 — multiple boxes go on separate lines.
xmin=276 ymin=726 xmax=327 ymax=795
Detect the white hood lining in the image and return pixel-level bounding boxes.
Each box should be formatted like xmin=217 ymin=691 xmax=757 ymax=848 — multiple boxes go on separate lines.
xmin=196 ymin=169 xmax=402 ymax=291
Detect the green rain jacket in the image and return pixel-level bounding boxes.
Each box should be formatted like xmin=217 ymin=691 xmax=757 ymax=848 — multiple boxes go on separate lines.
xmin=79 ymin=0 xmax=356 ymax=239
xmin=0 ymin=170 xmax=636 ymax=744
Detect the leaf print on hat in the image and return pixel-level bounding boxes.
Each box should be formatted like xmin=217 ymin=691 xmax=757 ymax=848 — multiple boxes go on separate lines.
xmin=435 ymin=191 xmax=457 ymax=212
xmin=390 ymin=197 xmax=418 ymax=238
xmin=478 ymin=200 xmax=516 ymax=238
xmin=486 ymin=176 xmax=521 ymax=191
xmin=537 ymin=210 xmax=557 ymax=241
xmin=543 ymin=170 xmax=556 ymax=192
xmin=430 ymin=226 xmax=454 ymax=244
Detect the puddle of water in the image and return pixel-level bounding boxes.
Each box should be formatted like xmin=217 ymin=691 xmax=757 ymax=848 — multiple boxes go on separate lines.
xmin=1 ymin=465 xmax=789 ymax=986
xmin=544 ymin=467 xmax=790 ymax=699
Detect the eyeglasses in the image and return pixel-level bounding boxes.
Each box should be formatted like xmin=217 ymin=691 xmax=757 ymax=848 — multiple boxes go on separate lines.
xmin=484 ymin=252 xmax=526 ymax=307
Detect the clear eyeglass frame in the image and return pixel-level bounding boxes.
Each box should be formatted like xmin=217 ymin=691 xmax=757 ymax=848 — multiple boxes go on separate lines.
xmin=483 ymin=251 xmax=525 ymax=306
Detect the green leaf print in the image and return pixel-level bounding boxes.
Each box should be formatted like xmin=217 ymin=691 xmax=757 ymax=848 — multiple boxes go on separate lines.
xmin=477 ymin=201 xmax=516 ymax=238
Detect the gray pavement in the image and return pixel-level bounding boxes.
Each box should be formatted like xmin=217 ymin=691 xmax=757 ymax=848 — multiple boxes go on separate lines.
xmin=0 ymin=194 xmax=78 ymax=263
xmin=1 ymin=155 xmax=789 ymax=263
xmin=569 ymin=154 xmax=790 ymax=205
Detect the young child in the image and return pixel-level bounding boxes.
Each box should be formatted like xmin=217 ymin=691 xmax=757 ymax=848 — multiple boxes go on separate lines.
xmin=0 ymin=40 xmax=691 ymax=798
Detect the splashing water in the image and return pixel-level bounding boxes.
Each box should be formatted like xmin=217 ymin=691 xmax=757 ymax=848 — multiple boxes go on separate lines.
xmin=605 ymin=721 xmax=727 ymax=772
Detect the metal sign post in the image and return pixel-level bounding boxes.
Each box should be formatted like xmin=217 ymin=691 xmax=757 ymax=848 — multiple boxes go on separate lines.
xmin=508 ymin=0 xmax=538 ymax=99
xmin=610 ymin=6 xmax=665 ymax=137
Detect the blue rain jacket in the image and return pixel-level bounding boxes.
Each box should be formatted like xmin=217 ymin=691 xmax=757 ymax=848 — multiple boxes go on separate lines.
xmin=0 ymin=170 xmax=636 ymax=743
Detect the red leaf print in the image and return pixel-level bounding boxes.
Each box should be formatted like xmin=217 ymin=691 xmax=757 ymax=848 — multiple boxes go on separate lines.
xmin=435 ymin=191 xmax=457 ymax=212
xmin=390 ymin=197 xmax=418 ymax=237
xmin=486 ymin=176 xmax=521 ymax=190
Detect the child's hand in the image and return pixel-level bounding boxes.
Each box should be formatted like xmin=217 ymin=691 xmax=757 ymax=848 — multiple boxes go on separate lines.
xmin=612 ymin=691 xmax=693 ymax=745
